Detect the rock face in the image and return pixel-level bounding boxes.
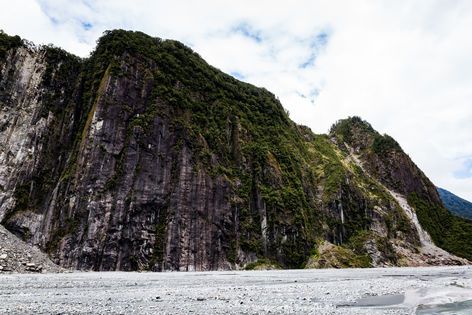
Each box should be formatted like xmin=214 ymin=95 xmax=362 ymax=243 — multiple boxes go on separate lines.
xmin=0 ymin=225 xmax=61 ymax=273
xmin=0 ymin=30 xmax=470 ymax=271
xmin=329 ymin=117 xmax=472 ymax=264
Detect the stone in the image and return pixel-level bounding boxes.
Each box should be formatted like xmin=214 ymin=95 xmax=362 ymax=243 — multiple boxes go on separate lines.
xmin=0 ymin=226 xmax=60 ymax=273
xmin=0 ymin=30 xmax=468 ymax=274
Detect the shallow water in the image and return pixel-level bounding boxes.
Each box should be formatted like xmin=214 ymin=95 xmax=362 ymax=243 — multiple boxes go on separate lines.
xmin=417 ymin=299 xmax=472 ymax=314
xmin=354 ymin=294 xmax=405 ymax=307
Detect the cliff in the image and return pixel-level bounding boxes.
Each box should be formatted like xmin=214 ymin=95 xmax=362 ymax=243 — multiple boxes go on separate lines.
xmin=0 ymin=30 xmax=470 ymax=271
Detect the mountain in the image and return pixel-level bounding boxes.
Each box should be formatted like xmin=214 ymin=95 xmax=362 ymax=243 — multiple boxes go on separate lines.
xmin=437 ymin=188 xmax=472 ymax=220
xmin=0 ymin=29 xmax=470 ymax=271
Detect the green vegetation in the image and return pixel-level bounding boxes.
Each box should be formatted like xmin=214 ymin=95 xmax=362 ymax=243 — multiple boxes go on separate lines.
xmin=244 ymin=258 xmax=281 ymax=270
xmin=330 ymin=117 xmax=401 ymax=156
xmin=0 ymin=30 xmax=23 ymax=59
xmin=307 ymin=133 xmax=416 ymax=248
xmin=328 ymin=116 xmax=472 ymax=262
xmin=306 ymin=241 xmax=371 ymax=269
xmin=347 ymin=230 xmax=372 ymax=253
xmin=330 ymin=116 xmax=374 ymax=144
xmin=45 ymin=218 xmax=80 ymax=254
xmin=52 ymin=29 xmax=322 ymax=268
xmin=309 ymin=135 xmax=346 ymax=199
xmin=40 ymin=45 xmax=82 ymax=116
xmin=3 ymin=29 xmax=471 ymax=269
xmin=437 ymin=187 xmax=472 ymax=220
xmin=148 ymin=208 xmax=168 ymax=271
xmin=372 ymin=134 xmax=401 ymax=155
xmin=408 ymin=193 xmax=472 ymax=260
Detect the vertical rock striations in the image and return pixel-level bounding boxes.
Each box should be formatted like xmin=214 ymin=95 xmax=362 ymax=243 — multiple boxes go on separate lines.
xmin=330 ymin=117 xmax=472 ymax=263
xmin=0 ymin=30 xmax=470 ymax=271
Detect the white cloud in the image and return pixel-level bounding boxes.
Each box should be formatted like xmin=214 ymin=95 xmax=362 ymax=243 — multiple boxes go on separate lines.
xmin=1 ymin=0 xmax=471 ymax=200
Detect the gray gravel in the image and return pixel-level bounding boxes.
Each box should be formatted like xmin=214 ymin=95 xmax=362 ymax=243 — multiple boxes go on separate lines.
xmin=0 ymin=225 xmax=61 ymax=274
xmin=0 ymin=266 xmax=471 ymax=314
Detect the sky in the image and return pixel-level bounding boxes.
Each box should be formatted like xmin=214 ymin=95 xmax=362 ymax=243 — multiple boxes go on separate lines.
xmin=1 ymin=0 xmax=471 ymax=201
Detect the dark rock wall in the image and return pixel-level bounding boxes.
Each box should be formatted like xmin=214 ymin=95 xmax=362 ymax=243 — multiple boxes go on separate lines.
xmin=0 ymin=31 xmax=467 ymax=270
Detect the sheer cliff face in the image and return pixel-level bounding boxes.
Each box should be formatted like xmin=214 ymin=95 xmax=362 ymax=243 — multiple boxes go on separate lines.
xmin=0 ymin=37 xmax=237 ymax=271
xmin=0 ymin=31 xmax=469 ymax=271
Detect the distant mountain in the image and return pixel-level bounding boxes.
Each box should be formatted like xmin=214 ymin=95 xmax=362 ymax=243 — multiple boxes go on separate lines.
xmin=437 ymin=188 xmax=472 ymax=220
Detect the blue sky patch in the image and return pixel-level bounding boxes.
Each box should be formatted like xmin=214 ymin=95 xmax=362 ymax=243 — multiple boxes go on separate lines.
xmin=230 ymin=71 xmax=245 ymax=80
xmin=299 ymin=31 xmax=330 ymax=69
xmin=454 ymin=158 xmax=472 ymax=179
xmin=37 ymin=0 xmax=58 ymax=25
xmin=296 ymin=88 xmax=319 ymax=104
xmin=315 ymin=32 xmax=329 ymax=46
xmin=82 ymin=22 xmax=93 ymax=30
xmin=300 ymin=54 xmax=316 ymax=69
xmin=49 ymin=16 xmax=59 ymax=25
xmin=232 ymin=23 xmax=262 ymax=43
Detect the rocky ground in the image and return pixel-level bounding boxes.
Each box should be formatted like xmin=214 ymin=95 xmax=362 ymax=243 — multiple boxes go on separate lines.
xmin=0 ymin=266 xmax=471 ymax=314
xmin=0 ymin=225 xmax=62 ymax=273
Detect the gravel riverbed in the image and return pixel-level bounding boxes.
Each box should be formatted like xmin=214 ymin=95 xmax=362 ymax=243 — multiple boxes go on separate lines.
xmin=0 ymin=266 xmax=471 ymax=314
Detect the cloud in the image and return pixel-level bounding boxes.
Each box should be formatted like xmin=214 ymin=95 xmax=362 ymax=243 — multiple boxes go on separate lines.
xmin=454 ymin=159 xmax=472 ymax=179
xmin=232 ymin=23 xmax=263 ymax=43
xmin=1 ymin=0 xmax=471 ymax=200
